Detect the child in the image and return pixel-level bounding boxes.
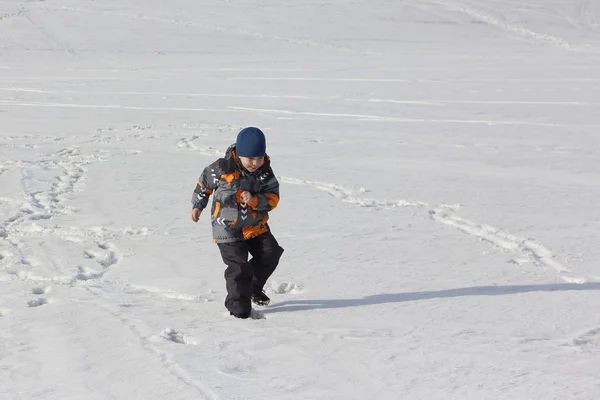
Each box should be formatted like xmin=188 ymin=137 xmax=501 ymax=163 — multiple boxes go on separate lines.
xmin=190 ymin=127 xmax=284 ymax=319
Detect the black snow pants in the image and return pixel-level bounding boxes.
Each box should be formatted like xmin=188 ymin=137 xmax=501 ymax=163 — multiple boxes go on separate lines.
xmin=217 ymin=231 xmax=284 ymax=317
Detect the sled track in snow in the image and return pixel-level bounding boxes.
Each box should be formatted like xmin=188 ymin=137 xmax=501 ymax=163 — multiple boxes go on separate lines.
xmin=423 ymin=0 xmax=591 ymax=52
xmin=579 ymin=0 xmax=600 ymax=34
xmin=228 ymin=106 xmax=596 ymax=127
xmin=40 ymin=4 xmax=375 ymax=56
xmin=279 ymin=177 xmax=590 ymax=284
xmin=0 ymin=4 xmax=27 ymax=22
xmin=82 ymin=285 xmax=217 ymax=399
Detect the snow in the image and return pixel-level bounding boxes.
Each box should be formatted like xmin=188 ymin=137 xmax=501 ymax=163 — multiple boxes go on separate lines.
xmin=1 ymin=0 xmax=600 ymax=398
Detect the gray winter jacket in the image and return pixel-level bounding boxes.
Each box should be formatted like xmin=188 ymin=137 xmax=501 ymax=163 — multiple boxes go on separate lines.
xmin=191 ymin=145 xmax=280 ymax=243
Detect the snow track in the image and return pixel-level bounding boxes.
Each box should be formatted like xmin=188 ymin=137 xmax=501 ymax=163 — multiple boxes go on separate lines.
xmin=280 ymin=176 xmax=591 ymax=284
xmin=424 ymin=0 xmax=585 ymax=51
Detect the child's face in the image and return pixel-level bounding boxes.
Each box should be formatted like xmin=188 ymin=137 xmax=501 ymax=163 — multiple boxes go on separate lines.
xmin=239 ymin=156 xmax=265 ymax=172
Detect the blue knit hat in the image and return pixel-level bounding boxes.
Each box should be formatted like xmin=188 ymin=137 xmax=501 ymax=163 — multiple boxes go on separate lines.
xmin=236 ymin=127 xmax=266 ymax=157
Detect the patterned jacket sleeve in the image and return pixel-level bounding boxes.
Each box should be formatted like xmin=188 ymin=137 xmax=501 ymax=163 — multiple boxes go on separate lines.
xmin=247 ymin=174 xmax=279 ymax=212
xmin=191 ymin=163 xmax=219 ymax=210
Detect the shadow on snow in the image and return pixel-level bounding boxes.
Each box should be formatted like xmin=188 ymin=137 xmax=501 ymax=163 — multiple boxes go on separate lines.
xmin=265 ymin=282 xmax=600 ymax=314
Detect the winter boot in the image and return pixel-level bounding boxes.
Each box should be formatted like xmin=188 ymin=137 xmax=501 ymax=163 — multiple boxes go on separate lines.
xmin=251 ymin=290 xmax=270 ymax=306
xmin=230 ymin=311 xmax=250 ymax=319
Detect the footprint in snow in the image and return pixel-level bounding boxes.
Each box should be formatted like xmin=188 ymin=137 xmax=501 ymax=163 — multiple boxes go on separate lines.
xmin=83 ymin=242 xmax=120 ymax=268
xmin=21 ymin=256 xmax=43 ymax=267
xmin=28 ymin=297 xmax=48 ymax=307
xmin=162 ymin=328 xmax=196 ymax=345
xmin=266 ymin=281 xmax=303 ymax=294
xmin=31 ymin=286 xmax=51 ymax=295
xmin=571 ymin=328 xmax=600 ymax=350
xmin=74 ymin=266 xmax=102 ymax=281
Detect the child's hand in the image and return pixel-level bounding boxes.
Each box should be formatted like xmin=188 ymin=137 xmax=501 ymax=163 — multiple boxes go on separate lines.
xmin=240 ymin=191 xmax=253 ymax=205
xmin=191 ymin=208 xmax=201 ymax=222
